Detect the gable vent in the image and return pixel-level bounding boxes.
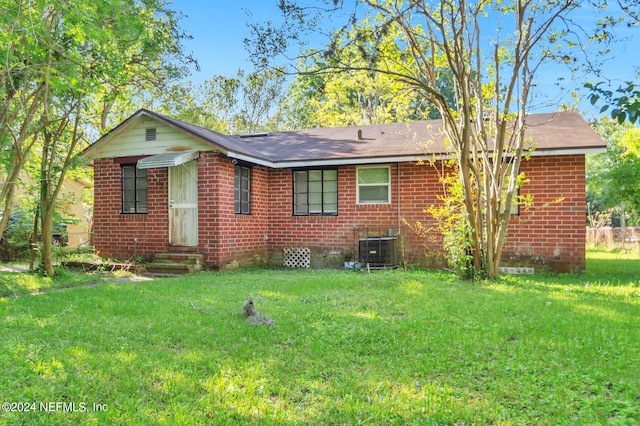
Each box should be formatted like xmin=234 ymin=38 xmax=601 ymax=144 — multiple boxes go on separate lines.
xmin=145 ymin=128 xmax=157 ymax=141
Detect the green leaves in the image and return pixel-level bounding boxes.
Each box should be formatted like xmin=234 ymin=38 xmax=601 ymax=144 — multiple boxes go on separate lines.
xmin=160 ymin=69 xmax=286 ymax=134
xmin=278 ymin=18 xmax=451 ymax=128
xmin=1 ymin=0 xmax=195 ymax=273
xmin=586 ymin=81 xmax=640 ymax=125
xmin=587 ymin=118 xmax=640 ymax=226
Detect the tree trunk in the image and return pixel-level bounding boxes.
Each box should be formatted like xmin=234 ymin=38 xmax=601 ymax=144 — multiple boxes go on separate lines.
xmin=0 ymin=183 xmax=17 ymax=240
xmin=37 ymin=97 xmax=85 ymax=276
xmin=29 ymin=208 xmax=40 ymax=271
xmin=41 ymin=207 xmax=55 ymax=276
xmin=0 ymin=151 xmax=24 ymax=239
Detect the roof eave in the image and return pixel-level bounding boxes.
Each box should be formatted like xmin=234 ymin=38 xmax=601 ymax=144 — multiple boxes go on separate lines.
xmin=526 ymin=147 xmax=607 ymax=156
xmin=269 ymin=154 xmax=453 ymax=168
xmin=228 ymin=146 xmax=606 ymax=169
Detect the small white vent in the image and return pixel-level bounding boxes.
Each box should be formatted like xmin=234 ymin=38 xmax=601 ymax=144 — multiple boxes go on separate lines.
xmin=145 ymin=128 xmax=157 ymax=141
xmin=283 ymin=247 xmax=310 ymax=268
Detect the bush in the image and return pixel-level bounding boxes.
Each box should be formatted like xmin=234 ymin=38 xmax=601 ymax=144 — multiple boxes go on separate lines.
xmin=0 ymin=214 xmax=32 ymax=262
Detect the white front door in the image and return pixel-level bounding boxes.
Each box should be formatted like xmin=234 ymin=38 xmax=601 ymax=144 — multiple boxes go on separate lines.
xmin=168 ymin=160 xmax=198 ymax=246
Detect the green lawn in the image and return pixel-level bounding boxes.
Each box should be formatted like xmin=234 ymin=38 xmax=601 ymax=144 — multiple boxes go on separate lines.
xmin=0 ymin=267 xmax=124 ymax=298
xmin=0 ymin=251 xmax=638 ymax=424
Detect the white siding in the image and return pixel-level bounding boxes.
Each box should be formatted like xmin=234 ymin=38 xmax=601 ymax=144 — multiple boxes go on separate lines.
xmin=86 ymin=118 xmax=217 ymax=159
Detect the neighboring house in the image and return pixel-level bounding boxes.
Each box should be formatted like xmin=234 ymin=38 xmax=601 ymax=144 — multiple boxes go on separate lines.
xmin=0 ymin=172 xmax=91 ymax=248
xmin=82 ymin=109 xmax=606 ymax=272
xmin=60 ymin=178 xmax=92 ymax=248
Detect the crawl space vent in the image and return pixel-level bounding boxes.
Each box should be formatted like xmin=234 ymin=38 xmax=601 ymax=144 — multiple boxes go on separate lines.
xmin=499 ymin=266 xmax=534 ymax=275
xmin=283 ymin=247 xmax=310 ymax=268
xmin=145 ymin=128 xmax=157 ymax=141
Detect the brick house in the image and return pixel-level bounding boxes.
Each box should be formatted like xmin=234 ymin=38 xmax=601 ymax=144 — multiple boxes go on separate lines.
xmin=82 ymin=109 xmax=606 ymax=272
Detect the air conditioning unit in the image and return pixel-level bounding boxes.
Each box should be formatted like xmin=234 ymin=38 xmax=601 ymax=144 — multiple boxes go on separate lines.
xmin=359 ymin=236 xmax=398 ymax=268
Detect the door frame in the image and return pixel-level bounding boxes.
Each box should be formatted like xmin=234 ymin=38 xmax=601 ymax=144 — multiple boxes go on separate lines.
xmin=168 ymin=160 xmax=199 ymax=247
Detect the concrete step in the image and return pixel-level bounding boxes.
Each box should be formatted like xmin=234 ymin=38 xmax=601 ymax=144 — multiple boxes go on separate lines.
xmin=145 ymin=262 xmax=201 ymax=275
xmin=145 ymin=253 xmax=205 ymax=275
xmin=153 ymin=253 xmax=205 ymax=265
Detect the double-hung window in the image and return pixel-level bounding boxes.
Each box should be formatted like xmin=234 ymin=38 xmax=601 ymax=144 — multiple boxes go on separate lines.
xmin=293 ymin=169 xmax=338 ymax=216
xmin=357 ymin=166 xmax=391 ymax=204
xmin=234 ymin=165 xmax=251 ymax=214
xmin=121 ymin=165 xmax=148 ymax=213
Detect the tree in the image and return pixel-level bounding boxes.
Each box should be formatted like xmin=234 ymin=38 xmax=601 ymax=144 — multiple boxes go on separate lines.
xmin=160 ymin=69 xmax=286 ymax=134
xmin=587 ymin=80 xmax=640 ymax=124
xmin=588 ymin=118 xmax=640 ymax=226
xmin=278 ymin=21 xmax=453 ymax=129
xmin=584 ymin=2 xmax=638 ymax=124
xmin=248 ymin=0 xmax=589 ymax=279
xmin=0 ymin=0 xmax=54 ymax=242
xmin=1 ymin=0 xmax=194 ymax=274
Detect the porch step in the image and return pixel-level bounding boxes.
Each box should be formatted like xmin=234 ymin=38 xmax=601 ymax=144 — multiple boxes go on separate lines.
xmin=145 ymin=253 xmax=205 ymax=275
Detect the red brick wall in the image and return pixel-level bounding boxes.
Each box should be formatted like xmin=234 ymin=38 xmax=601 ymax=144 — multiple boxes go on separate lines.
xmin=93 ymin=153 xmax=586 ymax=272
xmin=93 ymin=158 xmax=170 ymax=260
xmin=197 ymin=153 xmax=268 ymax=268
xmin=505 ymin=155 xmax=586 ymax=272
xmin=93 ymin=153 xmax=269 ymax=268
xmin=266 ymin=163 xmax=442 ymax=267
xmin=266 ymin=156 xmax=586 ymax=271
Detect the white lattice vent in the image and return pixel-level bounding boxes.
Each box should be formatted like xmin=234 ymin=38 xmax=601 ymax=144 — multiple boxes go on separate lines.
xmin=283 ymin=247 xmax=311 ymax=268
xmin=499 ymin=267 xmax=535 ymax=275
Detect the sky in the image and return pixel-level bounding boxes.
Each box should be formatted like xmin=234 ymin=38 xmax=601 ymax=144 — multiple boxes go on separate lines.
xmin=170 ymin=1 xmax=637 ymax=118
xmin=170 ymin=1 xmax=282 ymax=80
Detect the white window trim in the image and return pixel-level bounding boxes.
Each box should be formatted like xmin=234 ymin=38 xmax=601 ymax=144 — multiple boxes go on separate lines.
xmin=356 ymin=165 xmax=391 ymax=205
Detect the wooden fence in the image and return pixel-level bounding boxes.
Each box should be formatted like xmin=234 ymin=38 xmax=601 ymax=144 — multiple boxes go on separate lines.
xmin=587 ymin=227 xmax=639 ymax=248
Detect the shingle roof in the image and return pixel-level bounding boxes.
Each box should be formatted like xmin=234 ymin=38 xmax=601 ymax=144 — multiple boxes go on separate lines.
xmin=235 ymin=111 xmax=606 ymax=164
xmin=84 ymin=109 xmax=606 ymax=168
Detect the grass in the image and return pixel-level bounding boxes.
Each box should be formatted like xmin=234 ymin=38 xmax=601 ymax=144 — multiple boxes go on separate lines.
xmin=0 ymin=267 xmax=133 ymax=298
xmin=0 ymin=250 xmax=638 ymax=424
xmin=0 ymin=248 xmax=137 ymax=298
